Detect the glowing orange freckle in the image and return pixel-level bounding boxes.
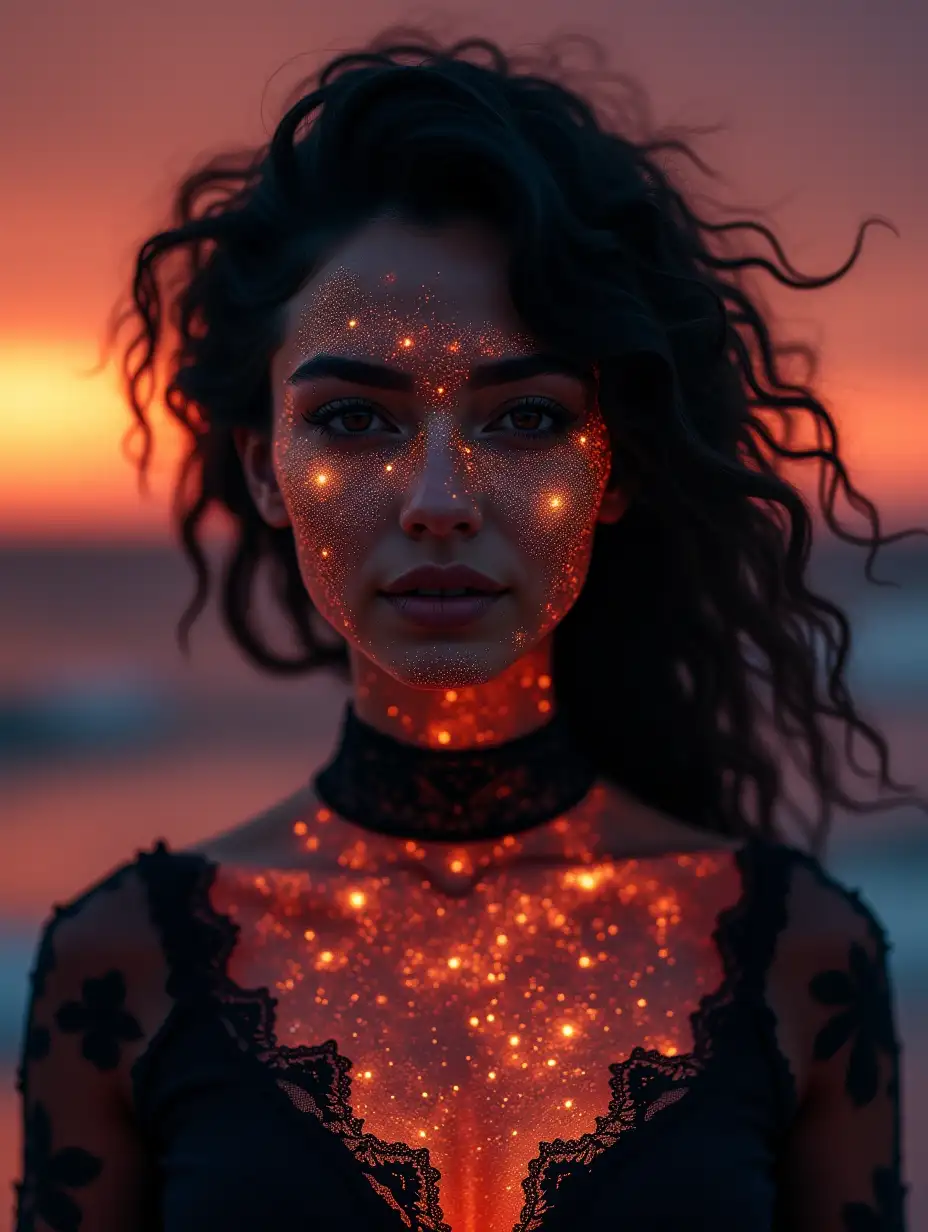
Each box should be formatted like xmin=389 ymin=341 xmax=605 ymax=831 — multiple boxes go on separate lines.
xmin=486 ymin=1013 xmax=496 ymax=1023
xmin=316 ymin=473 xmax=328 ymax=485
xmin=667 ymin=1046 xmax=678 ymax=1056
xmin=447 ymin=956 xmax=462 ymax=969
xmin=496 ymin=933 xmax=508 ymax=946
xmin=449 ymin=859 xmax=465 ymax=873
xmin=348 ymin=890 xmax=366 ymax=909
xmin=385 ymin=464 xmax=393 ymax=472
xmin=469 ymin=1015 xmax=480 ymax=1027
xmin=546 ymin=1058 xmax=557 ymax=1067
xmin=445 ymin=690 xmax=458 ymax=701
xmin=348 ymin=318 xmax=358 ymax=328
xmin=578 ymin=955 xmax=592 ymax=968
xmin=363 ymin=1069 xmax=372 ymax=1078
xmin=402 ymin=336 xmax=413 ymax=348
xmin=579 ymin=873 xmax=596 ymax=890
xmin=418 ymin=1130 xmax=426 ymax=1138
xmin=579 ymin=434 xmax=587 ymax=444
xmin=387 ymin=705 xmax=399 ymax=717
xmin=509 ymin=1035 xmax=520 ymax=1047
xmin=319 ymin=951 xmax=334 ymax=964
xmin=488 ymin=1071 xmax=497 ymax=1081
xmin=293 ymin=821 xmax=307 ymax=836
xmin=564 ymin=1099 xmax=573 ymax=1108
xmin=448 ymin=340 xmax=460 ymax=352
xmin=538 ymin=700 xmax=551 ymax=714
xmin=320 ymin=548 xmax=330 ymax=558
xmin=436 ymin=386 xmax=445 ymax=395
xmin=637 ymin=998 xmax=648 ymax=1008
xmin=538 ymin=675 xmax=551 ymax=689
xmin=305 ymin=836 xmax=318 ymax=851
xmin=303 ymin=929 xmax=315 ymax=941
xmin=316 ymin=808 xmax=331 ymax=822
xmin=549 ymin=496 xmax=562 ymax=509
xmin=561 ymin=1024 xmax=575 ymax=1038
xmin=437 ymin=730 xmax=451 ymax=745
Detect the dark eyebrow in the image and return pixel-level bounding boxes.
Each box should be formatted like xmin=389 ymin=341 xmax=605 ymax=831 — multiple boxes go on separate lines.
xmin=286 ymin=352 xmax=595 ymax=391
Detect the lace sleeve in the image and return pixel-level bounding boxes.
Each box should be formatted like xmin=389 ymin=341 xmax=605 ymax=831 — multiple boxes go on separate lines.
xmin=770 ymin=854 xmax=905 ymax=1232
xmin=13 ymin=863 xmax=170 ymax=1231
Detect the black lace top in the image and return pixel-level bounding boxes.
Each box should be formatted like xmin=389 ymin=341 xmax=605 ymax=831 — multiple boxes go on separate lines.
xmin=12 ymin=835 xmax=905 ymax=1232
xmin=11 ymin=719 xmax=905 ymax=1232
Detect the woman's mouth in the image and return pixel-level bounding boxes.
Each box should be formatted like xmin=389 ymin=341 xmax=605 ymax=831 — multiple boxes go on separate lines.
xmin=379 ymin=589 xmax=508 ymax=631
xmin=378 ymin=567 xmax=509 ymax=632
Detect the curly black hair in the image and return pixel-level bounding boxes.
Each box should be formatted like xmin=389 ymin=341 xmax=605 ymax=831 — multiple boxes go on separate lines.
xmin=102 ymin=27 xmax=926 ymax=853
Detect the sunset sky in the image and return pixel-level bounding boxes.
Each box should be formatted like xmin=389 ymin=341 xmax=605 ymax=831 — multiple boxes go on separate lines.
xmin=1 ymin=0 xmax=926 ymax=541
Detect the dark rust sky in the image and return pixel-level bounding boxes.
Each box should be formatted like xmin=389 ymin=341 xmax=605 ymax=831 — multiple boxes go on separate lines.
xmin=1 ymin=0 xmax=926 ymax=535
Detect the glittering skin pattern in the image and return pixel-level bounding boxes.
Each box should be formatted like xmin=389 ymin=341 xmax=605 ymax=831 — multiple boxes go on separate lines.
xmin=210 ymin=807 xmax=742 ymax=1232
xmin=272 ymin=253 xmax=612 ymax=692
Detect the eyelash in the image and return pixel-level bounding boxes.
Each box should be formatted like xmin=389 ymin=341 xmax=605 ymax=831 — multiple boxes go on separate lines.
xmin=301 ymin=395 xmax=575 ymax=439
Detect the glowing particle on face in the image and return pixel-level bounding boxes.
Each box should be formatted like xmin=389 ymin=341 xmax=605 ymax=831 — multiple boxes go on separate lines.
xmin=437 ymin=730 xmax=451 ymax=745
xmin=637 ymin=998 xmax=648 ymax=1008
xmin=509 ymin=1035 xmax=520 ymax=1047
xmin=293 ymin=821 xmax=307 ymax=836
xmin=320 ymin=548 xmax=330 ymax=558
xmin=316 ymin=473 xmax=329 ymax=486
xmin=564 ymin=1099 xmax=574 ymax=1109
xmin=319 ymin=950 xmax=334 ymax=964
xmin=579 ymin=434 xmax=587 ymax=444
xmin=363 ymin=1070 xmax=372 ymax=1078
xmin=385 ymin=464 xmax=393 ymax=472
xmin=561 ymin=1024 xmax=575 ymax=1038
xmin=538 ymin=700 xmax=551 ymax=714
xmin=419 ymin=1130 xmax=427 ymax=1138
xmin=578 ymin=873 xmax=597 ymax=890
xmin=546 ymin=1058 xmax=557 ymax=1067
xmin=538 ymin=675 xmax=551 ymax=689
xmin=469 ymin=1015 xmax=480 ymax=1027
xmin=348 ymin=890 xmax=366 ymax=910
xmin=348 ymin=318 xmax=358 ymax=328
xmin=486 ymin=1013 xmax=496 ymax=1023
xmin=448 ymin=340 xmax=460 ymax=353
xmin=447 ymin=956 xmax=462 ymax=969
xmin=387 ymin=705 xmax=399 ymax=717
xmin=316 ymin=808 xmax=331 ymax=822
xmin=303 ymin=929 xmax=315 ymax=941
xmin=549 ymin=496 xmax=562 ymax=510
xmin=496 ymin=933 xmax=509 ymax=946
xmin=578 ymin=955 xmax=592 ymax=969
xmin=401 ymin=336 xmax=414 ymax=348
xmin=445 ymin=690 xmax=458 ymax=702
xmin=488 ymin=1071 xmax=497 ymax=1081
xmin=449 ymin=859 xmax=465 ymax=873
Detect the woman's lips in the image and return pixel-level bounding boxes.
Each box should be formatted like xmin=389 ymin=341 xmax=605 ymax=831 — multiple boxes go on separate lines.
xmin=379 ymin=592 xmax=507 ymax=631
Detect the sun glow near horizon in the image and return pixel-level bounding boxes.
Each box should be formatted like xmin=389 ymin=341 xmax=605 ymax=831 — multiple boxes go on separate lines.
xmin=0 ymin=339 xmax=924 ymax=542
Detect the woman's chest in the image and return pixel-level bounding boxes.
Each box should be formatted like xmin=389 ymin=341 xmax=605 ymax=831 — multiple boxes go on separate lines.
xmin=205 ymin=851 xmax=745 ymax=1232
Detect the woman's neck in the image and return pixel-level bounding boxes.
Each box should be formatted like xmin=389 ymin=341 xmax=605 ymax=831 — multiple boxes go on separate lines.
xmin=350 ymin=641 xmax=555 ymax=749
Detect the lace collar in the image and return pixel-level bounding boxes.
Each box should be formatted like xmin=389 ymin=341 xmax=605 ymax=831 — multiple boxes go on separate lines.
xmin=313 ymin=705 xmax=596 ymax=842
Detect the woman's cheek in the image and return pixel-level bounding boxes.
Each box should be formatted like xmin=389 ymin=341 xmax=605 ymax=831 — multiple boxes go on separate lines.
xmin=476 ymin=430 xmax=610 ymax=631
xmin=274 ymin=434 xmax=413 ymax=639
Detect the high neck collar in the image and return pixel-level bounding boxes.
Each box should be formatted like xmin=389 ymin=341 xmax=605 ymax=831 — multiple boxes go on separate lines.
xmin=313 ymin=706 xmax=596 ymax=842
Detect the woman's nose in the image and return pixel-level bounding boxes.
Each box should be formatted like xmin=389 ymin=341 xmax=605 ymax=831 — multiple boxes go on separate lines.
xmin=398 ymin=425 xmax=483 ymax=540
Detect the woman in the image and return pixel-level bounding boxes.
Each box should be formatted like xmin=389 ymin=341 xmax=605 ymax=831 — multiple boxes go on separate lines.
xmin=14 ymin=29 xmax=923 ymax=1232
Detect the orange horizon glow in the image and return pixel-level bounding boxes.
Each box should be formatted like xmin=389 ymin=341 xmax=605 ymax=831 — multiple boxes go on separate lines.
xmin=0 ymin=340 xmax=925 ymax=543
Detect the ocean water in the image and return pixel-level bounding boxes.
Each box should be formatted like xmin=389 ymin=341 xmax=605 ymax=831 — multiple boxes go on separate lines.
xmin=1 ymin=539 xmax=927 ymax=1228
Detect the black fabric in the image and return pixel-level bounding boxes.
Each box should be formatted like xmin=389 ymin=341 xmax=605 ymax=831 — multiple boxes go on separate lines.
xmin=313 ymin=707 xmax=597 ymax=840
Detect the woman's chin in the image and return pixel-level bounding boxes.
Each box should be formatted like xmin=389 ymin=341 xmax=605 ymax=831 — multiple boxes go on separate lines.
xmin=376 ymin=640 xmax=518 ymax=691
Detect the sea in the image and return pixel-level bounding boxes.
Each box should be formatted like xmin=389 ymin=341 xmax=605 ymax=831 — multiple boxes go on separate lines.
xmin=1 ymin=537 xmax=926 ymax=1228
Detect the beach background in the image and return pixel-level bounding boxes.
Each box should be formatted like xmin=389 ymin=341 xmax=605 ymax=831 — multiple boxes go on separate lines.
xmin=2 ymin=0 xmax=927 ymax=1226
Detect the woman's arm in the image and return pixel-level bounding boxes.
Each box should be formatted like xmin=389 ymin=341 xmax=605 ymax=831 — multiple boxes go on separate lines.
xmin=772 ymin=861 xmax=905 ymax=1231
xmin=14 ymin=871 xmax=164 ymax=1231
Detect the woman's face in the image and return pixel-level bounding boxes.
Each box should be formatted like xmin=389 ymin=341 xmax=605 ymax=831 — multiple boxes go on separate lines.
xmin=249 ymin=215 xmax=622 ymax=689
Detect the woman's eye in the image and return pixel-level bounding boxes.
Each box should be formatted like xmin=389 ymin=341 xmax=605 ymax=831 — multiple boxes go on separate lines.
xmin=487 ymin=398 xmax=571 ymax=437
xmin=302 ymin=399 xmax=398 ymax=437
